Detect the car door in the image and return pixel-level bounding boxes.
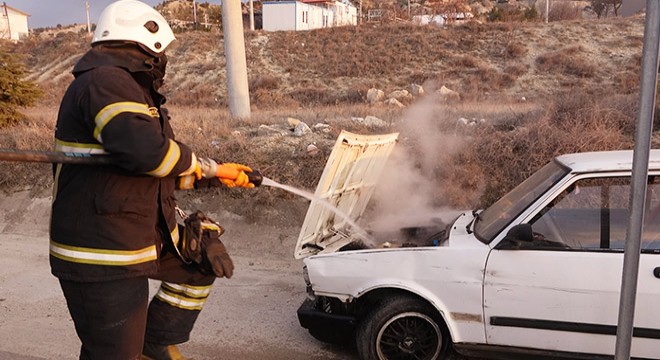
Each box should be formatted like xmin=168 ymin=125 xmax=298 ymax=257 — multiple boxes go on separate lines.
xmin=483 ymin=175 xmax=660 ymax=358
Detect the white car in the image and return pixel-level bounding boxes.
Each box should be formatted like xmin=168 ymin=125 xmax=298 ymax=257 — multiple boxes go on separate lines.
xmin=295 ymin=131 xmax=660 ymax=360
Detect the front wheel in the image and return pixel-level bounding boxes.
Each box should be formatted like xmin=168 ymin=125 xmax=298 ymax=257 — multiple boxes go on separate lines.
xmin=356 ymin=296 xmax=449 ymax=360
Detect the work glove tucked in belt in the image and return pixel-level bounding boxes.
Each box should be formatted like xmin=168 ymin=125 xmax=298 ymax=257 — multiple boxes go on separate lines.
xmin=180 ymin=210 xmax=234 ymax=279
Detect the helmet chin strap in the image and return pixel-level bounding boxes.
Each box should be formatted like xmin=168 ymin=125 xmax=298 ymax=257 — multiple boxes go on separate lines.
xmin=140 ymin=47 xmax=168 ymax=91
xmin=146 ymin=55 xmax=167 ymax=90
xmin=131 ymin=42 xmax=168 ymax=82
xmin=93 ymin=41 xmax=168 ymax=90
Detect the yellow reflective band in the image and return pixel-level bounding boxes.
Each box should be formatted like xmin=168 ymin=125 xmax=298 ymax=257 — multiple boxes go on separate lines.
xmin=52 ymin=164 xmax=62 ymax=200
xmin=93 ymin=101 xmax=152 ymax=142
xmin=169 ymin=225 xmax=186 ymax=260
xmin=179 ymin=153 xmax=198 ymax=176
xmin=201 ymin=222 xmax=221 ymax=231
xmin=54 ymin=139 xmax=107 ymax=154
xmin=178 ymin=175 xmax=195 ymax=190
xmin=155 ymin=287 xmax=208 ymax=311
xmin=171 ymin=226 xmax=180 ymax=248
xmin=162 ymin=282 xmax=212 ymax=298
xmin=49 ymin=240 xmax=157 ymax=266
xmin=146 ymin=139 xmax=181 ymax=177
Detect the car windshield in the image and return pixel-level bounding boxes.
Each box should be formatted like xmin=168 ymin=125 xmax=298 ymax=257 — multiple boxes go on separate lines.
xmin=474 ymin=160 xmax=569 ymax=244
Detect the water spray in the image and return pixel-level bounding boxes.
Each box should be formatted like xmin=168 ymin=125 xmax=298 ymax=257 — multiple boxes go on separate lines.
xmin=260 ymin=176 xmax=376 ymax=245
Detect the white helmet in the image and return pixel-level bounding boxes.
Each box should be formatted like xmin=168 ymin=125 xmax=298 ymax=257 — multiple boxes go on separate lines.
xmin=92 ymin=0 xmax=175 ymax=54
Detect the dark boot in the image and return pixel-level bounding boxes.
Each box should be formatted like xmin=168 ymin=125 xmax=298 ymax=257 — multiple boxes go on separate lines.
xmin=142 ymin=342 xmax=193 ymax=360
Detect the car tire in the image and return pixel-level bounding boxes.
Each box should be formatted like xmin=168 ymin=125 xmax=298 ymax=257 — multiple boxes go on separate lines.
xmin=356 ymin=295 xmax=448 ymax=360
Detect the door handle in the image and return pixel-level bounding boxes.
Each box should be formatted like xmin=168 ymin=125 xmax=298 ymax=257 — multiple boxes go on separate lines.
xmin=655 ymin=267 xmax=660 ymax=279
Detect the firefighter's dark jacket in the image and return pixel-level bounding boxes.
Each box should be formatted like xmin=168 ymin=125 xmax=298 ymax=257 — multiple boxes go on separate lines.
xmin=50 ymin=43 xmax=195 ymax=282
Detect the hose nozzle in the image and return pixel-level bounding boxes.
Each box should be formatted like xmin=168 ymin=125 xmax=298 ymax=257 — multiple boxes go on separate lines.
xmin=248 ymin=170 xmax=263 ymax=187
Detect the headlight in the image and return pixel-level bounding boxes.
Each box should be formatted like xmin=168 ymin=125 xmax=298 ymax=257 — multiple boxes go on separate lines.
xmin=302 ymin=265 xmax=316 ymax=300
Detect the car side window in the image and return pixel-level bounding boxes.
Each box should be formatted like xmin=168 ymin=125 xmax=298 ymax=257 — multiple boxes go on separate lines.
xmin=505 ymin=176 xmax=660 ymax=253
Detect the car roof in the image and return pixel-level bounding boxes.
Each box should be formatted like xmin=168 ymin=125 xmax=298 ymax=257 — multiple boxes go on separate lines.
xmin=556 ymin=149 xmax=660 ymax=173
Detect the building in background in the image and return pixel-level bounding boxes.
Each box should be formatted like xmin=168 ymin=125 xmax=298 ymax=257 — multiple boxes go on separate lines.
xmin=412 ymin=12 xmax=473 ymax=26
xmin=1 ymin=3 xmax=29 ymax=41
xmin=262 ymin=0 xmax=357 ymax=31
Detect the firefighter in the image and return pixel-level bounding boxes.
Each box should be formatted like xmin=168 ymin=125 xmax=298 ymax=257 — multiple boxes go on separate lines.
xmin=49 ymin=1 xmax=254 ymax=359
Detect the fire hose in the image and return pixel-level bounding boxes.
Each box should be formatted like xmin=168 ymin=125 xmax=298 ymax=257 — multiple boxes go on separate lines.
xmin=0 ymin=148 xmax=263 ymax=186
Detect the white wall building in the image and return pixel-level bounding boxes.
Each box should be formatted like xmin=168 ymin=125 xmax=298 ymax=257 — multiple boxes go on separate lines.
xmin=262 ymin=0 xmax=357 ymax=31
xmin=412 ymin=12 xmax=473 ymax=26
xmin=1 ymin=4 xmax=29 ymax=41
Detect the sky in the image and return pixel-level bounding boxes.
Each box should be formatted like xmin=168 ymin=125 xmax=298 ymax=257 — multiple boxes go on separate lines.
xmin=11 ymin=0 xmax=163 ymax=29
xmin=12 ymin=0 xmax=646 ymax=28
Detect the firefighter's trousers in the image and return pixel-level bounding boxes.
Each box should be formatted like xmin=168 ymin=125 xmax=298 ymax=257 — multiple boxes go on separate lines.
xmin=59 ymin=249 xmax=216 ymax=360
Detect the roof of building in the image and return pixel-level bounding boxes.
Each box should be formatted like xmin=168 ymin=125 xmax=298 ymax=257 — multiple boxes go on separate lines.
xmin=263 ymin=0 xmax=354 ymax=5
xmin=4 ymin=4 xmax=30 ymax=17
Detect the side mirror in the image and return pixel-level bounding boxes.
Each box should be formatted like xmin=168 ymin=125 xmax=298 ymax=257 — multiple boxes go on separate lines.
xmin=504 ymin=224 xmax=534 ymax=243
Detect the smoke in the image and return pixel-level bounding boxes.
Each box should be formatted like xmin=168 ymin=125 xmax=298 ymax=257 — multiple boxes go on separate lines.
xmin=364 ymin=92 xmax=467 ymax=234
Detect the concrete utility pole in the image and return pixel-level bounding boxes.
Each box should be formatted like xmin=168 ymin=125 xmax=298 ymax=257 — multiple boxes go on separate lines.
xmin=85 ymin=0 xmax=91 ymax=34
xmin=545 ymin=0 xmax=549 ymax=23
xmin=359 ymin=0 xmax=362 ymax=24
xmin=192 ymin=0 xmax=197 ymax=26
xmin=3 ymin=2 xmax=11 ymax=40
xmin=249 ymin=0 xmax=255 ymax=31
xmin=222 ymin=0 xmax=251 ymax=118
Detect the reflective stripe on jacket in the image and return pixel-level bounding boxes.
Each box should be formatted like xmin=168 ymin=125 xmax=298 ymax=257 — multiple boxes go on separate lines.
xmin=50 ymin=46 xmax=196 ymax=282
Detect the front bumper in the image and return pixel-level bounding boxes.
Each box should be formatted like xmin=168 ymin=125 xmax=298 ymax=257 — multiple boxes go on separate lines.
xmin=297 ymin=298 xmax=357 ymax=345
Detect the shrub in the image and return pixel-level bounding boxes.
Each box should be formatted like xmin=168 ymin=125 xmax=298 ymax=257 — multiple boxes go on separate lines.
xmin=450 ymin=55 xmax=481 ymax=68
xmin=524 ymin=6 xmax=540 ymax=21
xmin=0 ymin=51 xmax=43 ymax=127
xmin=288 ymin=87 xmax=338 ymax=106
xmin=487 ymin=6 xmax=535 ymax=22
xmin=249 ymin=75 xmax=281 ymax=91
xmin=486 ymin=7 xmax=504 ymax=22
xmin=505 ymin=42 xmax=528 ymax=59
xmin=536 ymin=46 xmax=596 ymax=78
xmin=251 ymin=88 xmax=299 ymax=109
xmin=453 ymin=91 xmax=635 ymax=207
xmin=549 ymin=1 xmax=582 ymax=21
xmin=504 ymin=63 xmax=528 ymax=76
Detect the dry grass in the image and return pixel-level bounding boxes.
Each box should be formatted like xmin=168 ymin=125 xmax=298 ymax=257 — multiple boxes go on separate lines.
xmin=535 ymin=45 xmax=597 ymax=78
xmin=0 ymin=89 xmax=649 ymax=216
xmin=446 ymin=91 xmax=637 ymax=207
xmin=6 ymin=17 xmax=643 ymax=108
xmin=548 ymin=1 xmax=583 ymax=22
xmin=0 ymin=107 xmax=55 ymax=192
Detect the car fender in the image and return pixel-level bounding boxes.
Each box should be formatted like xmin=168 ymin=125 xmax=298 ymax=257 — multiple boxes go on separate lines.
xmin=305 ymin=247 xmax=489 ymax=344
xmin=352 ymin=279 xmax=462 ymax=339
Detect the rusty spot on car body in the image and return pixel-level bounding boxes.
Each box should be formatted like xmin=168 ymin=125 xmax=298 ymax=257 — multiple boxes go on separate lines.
xmin=451 ymin=312 xmax=483 ymax=323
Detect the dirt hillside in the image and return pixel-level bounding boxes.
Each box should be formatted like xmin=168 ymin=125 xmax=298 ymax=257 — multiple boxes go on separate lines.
xmin=12 ymin=16 xmax=645 ymax=107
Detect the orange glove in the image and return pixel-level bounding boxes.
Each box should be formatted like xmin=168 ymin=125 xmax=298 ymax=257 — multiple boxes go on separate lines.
xmin=194 ymin=158 xmax=255 ymax=189
xmin=216 ymin=163 xmax=255 ymax=189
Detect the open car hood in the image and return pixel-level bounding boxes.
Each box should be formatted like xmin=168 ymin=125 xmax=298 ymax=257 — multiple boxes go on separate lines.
xmin=294 ymin=130 xmax=399 ymax=259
